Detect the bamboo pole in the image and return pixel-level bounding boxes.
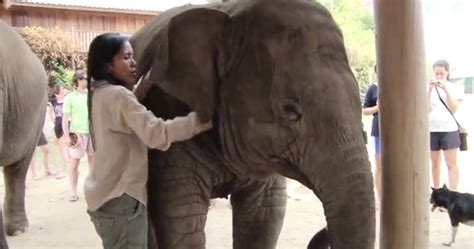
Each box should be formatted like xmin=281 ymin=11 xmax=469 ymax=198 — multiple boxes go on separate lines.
xmin=374 ymin=0 xmax=430 ymax=248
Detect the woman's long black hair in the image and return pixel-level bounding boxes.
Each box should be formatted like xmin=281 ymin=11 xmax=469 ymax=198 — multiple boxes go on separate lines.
xmin=87 ymin=32 xmax=129 ymax=150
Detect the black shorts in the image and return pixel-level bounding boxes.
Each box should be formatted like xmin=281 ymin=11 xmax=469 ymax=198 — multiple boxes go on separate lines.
xmin=54 ymin=118 xmax=63 ymax=139
xmin=54 ymin=125 xmax=63 ymax=139
xmin=37 ymin=132 xmax=47 ymax=146
xmin=430 ymin=131 xmax=460 ymax=151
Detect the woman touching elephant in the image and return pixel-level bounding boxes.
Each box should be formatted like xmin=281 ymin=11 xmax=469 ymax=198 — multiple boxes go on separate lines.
xmin=84 ymin=33 xmax=212 ymax=248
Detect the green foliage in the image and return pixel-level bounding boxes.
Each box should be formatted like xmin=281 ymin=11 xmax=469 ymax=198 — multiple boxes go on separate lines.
xmin=50 ymin=61 xmax=75 ymax=87
xmin=16 ymin=26 xmax=85 ymax=88
xmin=315 ymin=0 xmax=376 ymax=94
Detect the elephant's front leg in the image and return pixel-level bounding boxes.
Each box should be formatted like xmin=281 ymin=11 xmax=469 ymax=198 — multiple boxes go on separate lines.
xmin=148 ymin=152 xmax=212 ymax=249
xmin=3 ymin=153 xmax=31 ymax=237
xmin=0 ymin=211 xmax=9 ymax=249
xmin=231 ymin=175 xmax=287 ymax=249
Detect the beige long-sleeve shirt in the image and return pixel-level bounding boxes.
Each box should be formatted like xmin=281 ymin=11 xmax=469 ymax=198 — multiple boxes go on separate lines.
xmin=84 ymin=81 xmax=203 ymax=211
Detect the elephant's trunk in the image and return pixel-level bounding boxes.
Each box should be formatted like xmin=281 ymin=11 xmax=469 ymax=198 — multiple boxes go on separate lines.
xmin=305 ymin=129 xmax=375 ymax=249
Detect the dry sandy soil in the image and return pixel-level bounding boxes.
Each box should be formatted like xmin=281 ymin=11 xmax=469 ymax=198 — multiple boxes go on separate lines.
xmin=2 ymin=175 xmax=474 ymax=249
xmin=3 ymin=147 xmax=474 ymax=249
xmin=3 ymin=97 xmax=474 ymax=249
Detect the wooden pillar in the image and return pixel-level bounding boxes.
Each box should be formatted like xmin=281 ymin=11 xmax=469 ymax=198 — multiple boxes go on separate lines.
xmin=373 ymin=0 xmax=430 ymax=249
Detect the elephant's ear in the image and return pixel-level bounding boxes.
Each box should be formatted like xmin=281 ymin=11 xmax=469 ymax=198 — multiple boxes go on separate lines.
xmin=146 ymin=8 xmax=229 ymax=121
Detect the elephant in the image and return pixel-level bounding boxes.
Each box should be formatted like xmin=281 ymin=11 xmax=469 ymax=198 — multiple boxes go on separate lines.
xmin=0 ymin=21 xmax=48 ymax=248
xmin=130 ymin=0 xmax=375 ymax=248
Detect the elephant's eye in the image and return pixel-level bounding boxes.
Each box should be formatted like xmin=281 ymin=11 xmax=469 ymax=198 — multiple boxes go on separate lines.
xmin=281 ymin=98 xmax=303 ymax=122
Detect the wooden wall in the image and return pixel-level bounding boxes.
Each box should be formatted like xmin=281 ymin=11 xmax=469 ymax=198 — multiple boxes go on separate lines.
xmin=0 ymin=5 xmax=156 ymax=51
xmin=0 ymin=6 xmax=154 ymax=33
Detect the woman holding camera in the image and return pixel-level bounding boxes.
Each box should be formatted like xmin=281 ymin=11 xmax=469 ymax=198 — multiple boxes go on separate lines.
xmin=428 ymin=59 xmax=464 ymax=190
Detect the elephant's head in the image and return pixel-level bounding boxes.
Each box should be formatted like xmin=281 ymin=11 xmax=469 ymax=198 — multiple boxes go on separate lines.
xmin=131 ymin=0 xmax=375 ymax=248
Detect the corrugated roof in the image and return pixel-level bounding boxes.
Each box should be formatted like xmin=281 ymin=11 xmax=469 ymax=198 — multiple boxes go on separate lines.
xmin=11 ymin=0 xmax=214 ymax=13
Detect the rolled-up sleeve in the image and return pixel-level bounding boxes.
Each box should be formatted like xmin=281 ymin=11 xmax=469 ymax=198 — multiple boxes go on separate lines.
xmin=114 ymin=88 xmax=198 ymax=151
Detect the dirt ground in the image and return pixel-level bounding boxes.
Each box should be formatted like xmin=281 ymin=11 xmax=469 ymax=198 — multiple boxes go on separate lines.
xmin=3 ymin=97 xmax=474 ymax=249
xmin=3 ymin=176 xmax=474 ymax=249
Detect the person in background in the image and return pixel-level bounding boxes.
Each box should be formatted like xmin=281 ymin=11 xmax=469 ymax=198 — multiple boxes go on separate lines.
xmin=362 ymin=65 xmax=381 ymax=204
xmin=428 ymin=59 xmax=464 ymax=190
xmin=62 ymin=69 xmax=94 ymax=202
xmin=84 ymin=32 xmax=212 ymax=248
xmin=49 ymin=84 xmax=69 ymax=179
xmin=28 ymin=131 xmax=51 ymax=180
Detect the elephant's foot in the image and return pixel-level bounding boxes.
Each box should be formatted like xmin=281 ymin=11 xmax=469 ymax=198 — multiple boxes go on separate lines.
xmin=5 ymin=217 xmax=28 ymax=236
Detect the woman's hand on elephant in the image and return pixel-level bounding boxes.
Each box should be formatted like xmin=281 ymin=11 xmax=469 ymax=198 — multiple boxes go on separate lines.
xmin=133 ymin=70 xmax=153 ymax=101
xmin=198 ymin=120 xmax=213 ymax=133
xmin=192 ymin=113 xmax=213 ymax=135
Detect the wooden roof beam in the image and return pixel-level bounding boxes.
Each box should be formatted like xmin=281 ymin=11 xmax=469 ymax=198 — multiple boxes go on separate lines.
xmin=8 ymin=2 xmax=158 ymax=15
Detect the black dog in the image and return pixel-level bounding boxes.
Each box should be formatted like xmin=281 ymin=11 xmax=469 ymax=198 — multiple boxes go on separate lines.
xmin=430 ymin=184 xmax=474 ymax=246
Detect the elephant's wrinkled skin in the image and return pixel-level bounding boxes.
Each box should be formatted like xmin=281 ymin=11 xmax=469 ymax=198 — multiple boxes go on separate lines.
xmin=131 ymin=0 xmax=375 ymax=248
xmin=0 ymin=21 xmax=47 ymax=249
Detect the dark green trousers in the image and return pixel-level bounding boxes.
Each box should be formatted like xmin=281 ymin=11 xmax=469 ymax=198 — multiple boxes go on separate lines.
xmin=88 ymin=194 xmax=147 ymax=249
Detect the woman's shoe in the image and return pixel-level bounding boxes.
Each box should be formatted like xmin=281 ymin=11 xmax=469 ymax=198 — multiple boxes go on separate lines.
xmin=69 ymin=195 xmax=79 ymax=202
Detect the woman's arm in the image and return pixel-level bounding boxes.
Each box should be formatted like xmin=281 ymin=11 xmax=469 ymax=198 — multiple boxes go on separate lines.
xmin=47 ymin=103 xmax=55 ymax=122
xmin=62 ymin=113 xmax=70 ymax=145
xmin=433 ymin=80 xmax=462 ymax=113
xmin=362 ymin=105 xmax=378 ymax=116
xmin=133 ymin=71 xmax=153 ymax=101
xmin=116 ymin=89 xmax=212 ymax=151
xmin=444 ymin=90 xmax=462 ymax=113
xmin=428 ymin=82 xmax=434 ymax=113
xmin=362 ymin=84 xmax=378 ymax=116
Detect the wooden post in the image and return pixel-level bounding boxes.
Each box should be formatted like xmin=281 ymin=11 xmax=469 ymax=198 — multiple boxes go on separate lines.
xmin=374 ymin=0 xmax=430 ymax=249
